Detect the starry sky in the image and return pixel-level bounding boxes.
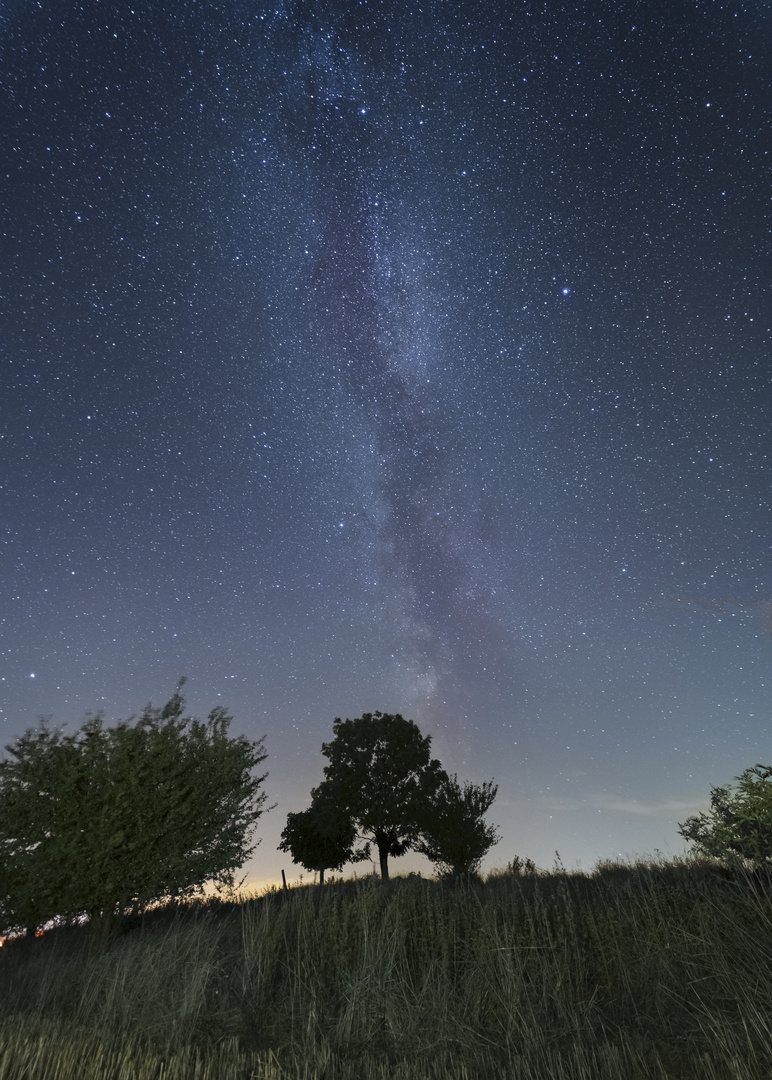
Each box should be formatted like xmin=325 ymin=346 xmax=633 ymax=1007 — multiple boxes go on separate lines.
xmin=1 ymin=0 xmax=770 ymax=888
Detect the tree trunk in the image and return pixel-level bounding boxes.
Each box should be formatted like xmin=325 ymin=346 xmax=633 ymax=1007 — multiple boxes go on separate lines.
xmin=379 ymin=846 xmax=389 ymax=882
xmin=319 ymin=867 xmax=325 ymax=887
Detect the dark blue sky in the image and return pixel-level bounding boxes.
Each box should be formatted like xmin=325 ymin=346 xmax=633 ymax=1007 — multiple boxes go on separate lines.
xmin=1 ymin=0 xmax=769 ymax=885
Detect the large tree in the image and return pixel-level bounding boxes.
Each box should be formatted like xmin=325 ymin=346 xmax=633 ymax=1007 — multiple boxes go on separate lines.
xmin=678 ymin=764 xmax=772 ymax=865
xmin=312 ymin=711 xmax=446 ymax=881
xmin=0 ymin=684 xmax=273 ymax=937
xmin=415 ymin=772 xmax=501 ymax=881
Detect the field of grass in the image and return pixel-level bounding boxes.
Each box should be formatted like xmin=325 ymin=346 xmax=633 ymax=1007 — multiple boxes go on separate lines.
xmin=0 ymin=855 xmax=770 ymax=1079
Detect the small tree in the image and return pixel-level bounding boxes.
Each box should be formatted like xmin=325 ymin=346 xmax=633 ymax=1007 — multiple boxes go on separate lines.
xmin=678 ymin=764 xmax=772 ymax=865
xmin=313 ymin=711 xmax=446 ymax=881
xmin=278 ymin=792 xmax=367 ymax=886
xmin=0 ymin=683 xmax=274 ymax=937
xmin=416 ymin=773 xmax=501 ymax=881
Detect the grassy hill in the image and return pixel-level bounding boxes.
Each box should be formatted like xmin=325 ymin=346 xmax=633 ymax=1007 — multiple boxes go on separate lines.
xmin=1 ymin=856 xmax=770 ymax=1079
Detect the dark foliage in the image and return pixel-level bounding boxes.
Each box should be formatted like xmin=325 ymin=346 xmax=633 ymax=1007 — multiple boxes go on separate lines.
xmin=678 ymin=764 xmax=772 ymax=864
xmin=278 ymin=789 xmax=366 ymax=885
xmin=415 ymin=772 xmax=501 ymax=879
xmin=310 ymin=711 xmax=447 ymax=880
xmin=0 ymin=683 xmax=273 ymax=936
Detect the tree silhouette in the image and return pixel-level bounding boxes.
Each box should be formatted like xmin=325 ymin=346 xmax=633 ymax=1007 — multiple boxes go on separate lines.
xmin=278 ymin=790 xmax=367 ymax=885
xmin=415 ymin=772 xmax=501 ymax=881
xmin=312 ymin=711 xmax=446 ymax=881
xmin=678 ymin=764 xmax=772 ymax=865
xmin=0 ymin=683 xmax=273 ymax=938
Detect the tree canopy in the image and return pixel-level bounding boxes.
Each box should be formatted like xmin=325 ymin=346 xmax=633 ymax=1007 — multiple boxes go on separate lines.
xmin=310 ymin=711 xmax=446 ymax=881
xmin=0 ymin=684 xmax=273 ymax=937
xmin=678 ymin=764 xmax=772 ymax=865
xmin=278 ymin=788 xmax=367 ymax=886
xmin=415 ymin=772 xmax=501 ymax=881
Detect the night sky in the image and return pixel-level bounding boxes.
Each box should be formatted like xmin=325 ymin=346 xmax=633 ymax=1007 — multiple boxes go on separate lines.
xmin=2 ymin=0 xmax=770 ymax=889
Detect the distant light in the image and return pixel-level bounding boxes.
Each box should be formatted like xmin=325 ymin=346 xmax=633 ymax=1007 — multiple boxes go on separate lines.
xmin=30 ymin=673 xmax=36 ymax=678
xmin=360 ymin=108 xmax=366 ymax=114
xmin=562 ymin=287 xmax=570 ymax=295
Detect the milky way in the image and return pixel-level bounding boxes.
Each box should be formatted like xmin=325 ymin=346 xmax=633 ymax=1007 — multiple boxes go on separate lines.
xmin=1 ymin=0 xmax=769 ymax=881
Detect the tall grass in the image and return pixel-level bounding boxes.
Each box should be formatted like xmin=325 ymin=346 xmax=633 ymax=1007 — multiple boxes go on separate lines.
xmin=1 ymin=856 xmax=771 ymax=1078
